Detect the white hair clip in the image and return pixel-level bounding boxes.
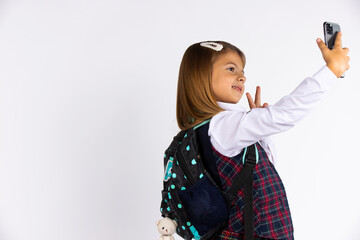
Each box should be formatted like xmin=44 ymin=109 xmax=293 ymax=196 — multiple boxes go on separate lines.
xmin=200 ymin=42 xmax=223 ymax=51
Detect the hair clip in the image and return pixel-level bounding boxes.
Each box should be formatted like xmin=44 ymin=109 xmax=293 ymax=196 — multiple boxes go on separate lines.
xmin=200 ymin=42 xmax=223 ymax=51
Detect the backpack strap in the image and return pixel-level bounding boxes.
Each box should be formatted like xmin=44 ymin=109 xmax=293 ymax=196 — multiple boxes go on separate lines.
xmin=227 ymin=144 xmax=257 ymax=240
xmin=227 ymin=144 xmax=257 ymax=196
xmin=166 ymin=130 xmax=187 ymax=156
xmin=193 ymin=119 xmax=211 ymax=130
xmin=195 ymin=120 xmax=223 ymax=189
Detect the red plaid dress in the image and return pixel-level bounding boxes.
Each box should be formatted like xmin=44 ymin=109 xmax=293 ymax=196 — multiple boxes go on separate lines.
xmin=213 ymin=142 xmax=294 ymax=240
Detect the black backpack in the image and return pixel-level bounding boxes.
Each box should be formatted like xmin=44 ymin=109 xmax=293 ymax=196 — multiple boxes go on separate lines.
xmin=160 ymin=120 xmax=258 ymax=240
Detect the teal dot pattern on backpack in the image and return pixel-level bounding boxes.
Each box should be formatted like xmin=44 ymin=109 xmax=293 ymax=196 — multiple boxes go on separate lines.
xmin=161 ymin=129 xmax=211 ymax=240
xmin=189 ymin=226 xmax=201 ymax=240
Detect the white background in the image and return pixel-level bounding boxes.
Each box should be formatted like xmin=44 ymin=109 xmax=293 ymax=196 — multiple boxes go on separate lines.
xmin=0 ymin=0 xmax=359 ymax=239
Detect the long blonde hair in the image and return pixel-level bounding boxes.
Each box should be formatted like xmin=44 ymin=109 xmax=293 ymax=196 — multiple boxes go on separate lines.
xmin=176 ymin=41 xmax=246 ymax=130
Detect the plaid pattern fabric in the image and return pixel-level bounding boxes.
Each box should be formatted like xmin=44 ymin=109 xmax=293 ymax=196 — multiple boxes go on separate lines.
xmin=215 ymin=230 xmax=273 ymax=240
xmin=213 ymin=142 xmax=294 ymax=240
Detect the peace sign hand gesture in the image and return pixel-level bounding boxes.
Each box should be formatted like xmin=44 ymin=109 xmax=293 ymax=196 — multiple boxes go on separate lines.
xmin=246 ymin=86 xmax=269 ymax=109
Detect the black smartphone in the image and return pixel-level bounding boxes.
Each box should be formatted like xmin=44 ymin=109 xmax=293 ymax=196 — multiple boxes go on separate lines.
xmin=323 ymin=21 xmax=344 ymax=78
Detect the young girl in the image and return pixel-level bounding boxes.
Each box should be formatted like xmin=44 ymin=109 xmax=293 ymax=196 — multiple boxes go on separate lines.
xmin=175 ymin=35 xmax=350 ymax=240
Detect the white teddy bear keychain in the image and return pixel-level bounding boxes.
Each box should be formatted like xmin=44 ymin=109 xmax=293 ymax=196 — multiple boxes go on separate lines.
xmin=155 ymin=217 xmax=177 ymax=240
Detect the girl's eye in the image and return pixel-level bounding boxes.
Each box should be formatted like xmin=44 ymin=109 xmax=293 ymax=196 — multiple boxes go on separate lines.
xmin=227 ymin=67 xmax=235 ymax=72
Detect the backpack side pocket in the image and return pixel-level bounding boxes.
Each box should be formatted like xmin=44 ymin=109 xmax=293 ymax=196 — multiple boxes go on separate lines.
xmin=177 ymin=173 xmax=229 ymax=236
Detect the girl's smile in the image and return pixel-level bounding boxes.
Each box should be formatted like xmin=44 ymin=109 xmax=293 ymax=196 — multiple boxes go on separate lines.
xmin=232 ymin=85 xmax=243 ymax=93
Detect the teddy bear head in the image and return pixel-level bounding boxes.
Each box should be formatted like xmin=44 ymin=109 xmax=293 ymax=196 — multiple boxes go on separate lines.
xmin=155 ymin=217 xmax=177 ymax=236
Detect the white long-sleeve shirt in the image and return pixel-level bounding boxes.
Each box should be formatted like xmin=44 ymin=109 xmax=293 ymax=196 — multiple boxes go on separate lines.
xmin=208 ymin=65 xmax=338 ymax=165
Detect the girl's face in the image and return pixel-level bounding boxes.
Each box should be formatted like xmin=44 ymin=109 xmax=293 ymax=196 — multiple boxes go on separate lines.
xmin=211 ymin=50 xmax=246 ymax=104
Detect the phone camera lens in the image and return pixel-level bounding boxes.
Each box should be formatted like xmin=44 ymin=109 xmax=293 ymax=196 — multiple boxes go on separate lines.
xmin=326 ymin=23 xmax=333 ymax=34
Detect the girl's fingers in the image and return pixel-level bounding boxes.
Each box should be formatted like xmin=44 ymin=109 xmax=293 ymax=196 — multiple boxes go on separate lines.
xmin=248 ymin=87 xmax=268 ymax=109
xmin=246 ymin=93 xmax=255 ymax=109
xmin=316 ymin=38 xmax=328 ymax=54
xmin=255 ymin=86 xmax=261 ymax=107
xmin=334 ymin=31 xmax=342 ymax=49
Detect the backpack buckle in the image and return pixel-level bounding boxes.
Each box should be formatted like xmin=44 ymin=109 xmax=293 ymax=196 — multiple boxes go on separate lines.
xmin=242 ymin=144 xmax=259 ymax=165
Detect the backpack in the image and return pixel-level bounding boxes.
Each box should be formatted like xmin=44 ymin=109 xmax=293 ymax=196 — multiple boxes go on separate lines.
xmin=160 ymin=120 xmax=258 ymax=240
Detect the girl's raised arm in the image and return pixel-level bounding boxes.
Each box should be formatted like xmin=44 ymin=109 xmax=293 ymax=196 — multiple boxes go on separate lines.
xmin=209 ymin=34 xmax=350 ymax=158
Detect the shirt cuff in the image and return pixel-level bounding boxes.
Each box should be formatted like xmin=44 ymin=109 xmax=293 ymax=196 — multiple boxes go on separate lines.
xmin=311 ymin=65 xmax=338 ymax=91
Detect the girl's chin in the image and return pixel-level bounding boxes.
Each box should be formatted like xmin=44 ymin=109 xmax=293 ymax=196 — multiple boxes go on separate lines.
xmin=230 ymin=98 xmax=241 ymax=104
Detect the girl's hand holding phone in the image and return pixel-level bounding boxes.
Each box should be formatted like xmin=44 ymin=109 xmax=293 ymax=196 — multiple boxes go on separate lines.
xmin=316 ymin=32 xmax=350 ymax=78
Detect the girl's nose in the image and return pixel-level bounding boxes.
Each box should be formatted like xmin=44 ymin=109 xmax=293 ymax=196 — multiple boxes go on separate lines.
xmin=238 ymin=76 xmax=246 ymax=83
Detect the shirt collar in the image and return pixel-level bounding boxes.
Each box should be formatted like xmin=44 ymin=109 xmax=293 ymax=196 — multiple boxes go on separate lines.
xmin=217 ymin=101 xmax=248 ymax=112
